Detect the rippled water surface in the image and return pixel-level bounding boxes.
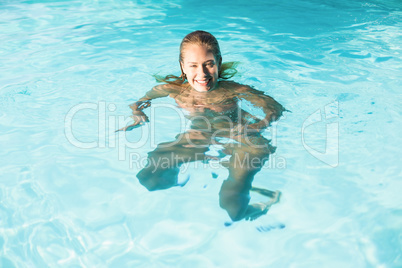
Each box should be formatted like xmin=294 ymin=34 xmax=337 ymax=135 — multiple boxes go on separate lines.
xmin=1 ymin=0 xmax=401 ymax=267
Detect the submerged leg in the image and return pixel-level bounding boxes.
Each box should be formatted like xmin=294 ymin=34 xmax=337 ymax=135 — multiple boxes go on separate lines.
xmin=251 ymin=187 xmax=279 ymax=198
xmin=137 ymin=161 xmax=180 ymax=191
xmin=219 ymin=134 xmax=279 ymax=221
xmin=137 ymin=131 xmax=210 ymax=191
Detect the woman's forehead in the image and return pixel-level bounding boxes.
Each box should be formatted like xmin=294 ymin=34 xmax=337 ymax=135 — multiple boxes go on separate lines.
xmin=182 ymin=44 xmax=215 ymax=62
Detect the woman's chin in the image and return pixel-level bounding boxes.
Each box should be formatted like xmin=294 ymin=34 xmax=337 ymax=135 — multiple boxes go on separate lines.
xmin=192 ymin=82 xmax=217 ymax=92
xmin=194 ymin=87 xmax=210 ymax=92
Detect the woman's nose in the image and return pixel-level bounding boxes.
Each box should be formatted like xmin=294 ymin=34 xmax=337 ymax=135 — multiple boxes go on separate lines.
xmin=198 ymin=65 xmax=209 ymax=76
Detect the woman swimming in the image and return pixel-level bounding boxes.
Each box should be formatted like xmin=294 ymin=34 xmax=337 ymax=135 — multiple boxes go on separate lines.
xmin=119 ymin=30 xmax=285 ymax=221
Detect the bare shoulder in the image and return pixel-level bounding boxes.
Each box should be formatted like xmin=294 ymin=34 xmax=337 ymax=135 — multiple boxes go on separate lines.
xmin=220 ymin=80 xmax=262 ymax=94
xmin=153 ymin=83 xmax=183 ymax=94
xmin=220 ymin=80 xmax=246 ymax=91
xmin=142 ymin=83 xmax=184 ymax=100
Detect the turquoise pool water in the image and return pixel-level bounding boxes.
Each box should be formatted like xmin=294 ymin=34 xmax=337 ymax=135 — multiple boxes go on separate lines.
xmin=1 ymin=0 xmax=401 ymax=267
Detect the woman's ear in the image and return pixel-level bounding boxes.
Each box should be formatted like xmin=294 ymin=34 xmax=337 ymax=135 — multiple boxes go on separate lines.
xmin=179 ymin=61 xmax=186 ymax=80
xmin=180 ymin=61 xmax=185 ymax=72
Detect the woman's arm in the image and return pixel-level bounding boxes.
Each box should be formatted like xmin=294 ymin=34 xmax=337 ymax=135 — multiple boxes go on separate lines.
xmin=117 ymin=84 xmax=179 ymax=132
xmin=130 ymin=84 xmax=173 ymax=112
xmin=234 ymin=84 xmax=286 ymax=130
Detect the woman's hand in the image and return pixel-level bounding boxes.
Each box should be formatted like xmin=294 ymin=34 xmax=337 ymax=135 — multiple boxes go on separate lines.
xmin=230 ymin=123 xmax=261 ymax=137
xmin=245 ymin=122 xmax=266 ymax=133
xmin=116 ymin=112 xmax=149 ymax=132
xmin=130 ymin=100 xmax=151 ymax=111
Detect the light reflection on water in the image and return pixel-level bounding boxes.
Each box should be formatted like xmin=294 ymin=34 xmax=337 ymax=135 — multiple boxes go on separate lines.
xmin=0 ymin=0 xmax=401 ymax=267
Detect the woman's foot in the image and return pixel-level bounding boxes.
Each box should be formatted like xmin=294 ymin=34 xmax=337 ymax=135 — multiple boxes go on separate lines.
xmin=251 ymin=187 xmax=278 ymax=198
xmin=244 ymin=190 xmax=281 ymax=221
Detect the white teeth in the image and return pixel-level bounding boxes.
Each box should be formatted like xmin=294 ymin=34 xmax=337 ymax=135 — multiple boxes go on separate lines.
xmin=196 ymin=79 xmax=209 ymax=84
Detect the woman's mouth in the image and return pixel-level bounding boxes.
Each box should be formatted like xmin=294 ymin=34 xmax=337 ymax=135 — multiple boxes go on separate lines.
xmin=195 ymin=78 xmax=211 ymax=87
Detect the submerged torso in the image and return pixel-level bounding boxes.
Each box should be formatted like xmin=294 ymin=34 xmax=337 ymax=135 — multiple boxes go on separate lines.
xmin=173 ymin=83 xmax=242 ymax=129
xmin=168 ymin=82 xmax=256 ymax=133
xmin=174 ymin=83 xmax=237 ymax=113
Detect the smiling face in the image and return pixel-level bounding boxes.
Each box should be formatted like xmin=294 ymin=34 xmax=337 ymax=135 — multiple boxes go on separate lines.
xmin=181 ymin=44 xmax=220 ymax=92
